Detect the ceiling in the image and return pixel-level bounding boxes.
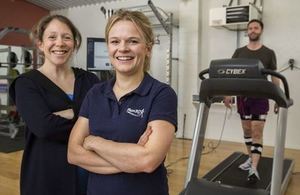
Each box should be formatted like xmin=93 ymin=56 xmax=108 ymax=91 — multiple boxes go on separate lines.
xmin=25 ymin=0 xmax=117 ymax=11
xmin=24 ymin=0 xmax=179 ymax=26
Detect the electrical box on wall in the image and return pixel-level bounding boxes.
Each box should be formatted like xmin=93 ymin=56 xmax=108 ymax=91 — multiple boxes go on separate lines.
xmin=209 ymin=4 xmax=261 ymax=30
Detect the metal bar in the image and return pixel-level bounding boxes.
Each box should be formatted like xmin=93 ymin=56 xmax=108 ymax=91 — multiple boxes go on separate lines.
xmin=279 ymin=64 xmax=300 ymax=72
xmin=14 ymin=28 xmax=30 ymax=35
xmin=0 ymin=123 xmax=18 ymax=139
xmin=249 ymin=2 xmax=263 ymax=14
xmin=125 ymin=0 xmax=175 ymax=86
xmin=270 ymin=108 xmax=288 ymax=195
xmin=147 ymin=0 xmax=170 ymax=34
xmin=0 ymin=62 xmax=33 ymax=66
xmin=0 ymin=27 xmax=11 ymax=40
xmin=184 ymin=103 xmax=210 ymax=187
xmin=151 ymin=24 xmax=170 ymax=30
xmin=0 ymin=47 xmax=11 ymax=53
xmin=167 ymin=13 xmax=173 ymax=85
xmin=280 ymin=160 xmax=295 ymax=195
xmin=0 ymin=27 xmax=29 ymax=40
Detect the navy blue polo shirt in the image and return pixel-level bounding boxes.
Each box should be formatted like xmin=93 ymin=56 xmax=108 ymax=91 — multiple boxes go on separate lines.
xmin=79 ymin=73 xmax=177 ymax=195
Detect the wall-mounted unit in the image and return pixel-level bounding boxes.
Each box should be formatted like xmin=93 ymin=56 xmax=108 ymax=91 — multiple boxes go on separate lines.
xmin=209 ymin=4 xmax=262 ymax=30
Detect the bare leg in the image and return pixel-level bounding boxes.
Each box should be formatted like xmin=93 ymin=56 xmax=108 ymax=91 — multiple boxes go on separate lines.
xmin=241 ymin=120 xmax=252 ymax=156
xmin=250 ymin=120 xmax=265 ymax=169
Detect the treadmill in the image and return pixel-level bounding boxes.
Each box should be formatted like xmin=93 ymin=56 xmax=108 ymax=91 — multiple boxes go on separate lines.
xmin=181 ymin=59 xmax=294 ymax=195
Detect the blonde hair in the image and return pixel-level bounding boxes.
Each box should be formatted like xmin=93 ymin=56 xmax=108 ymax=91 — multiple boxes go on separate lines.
xmin=105 ymin=9 xmax=154 ymax=72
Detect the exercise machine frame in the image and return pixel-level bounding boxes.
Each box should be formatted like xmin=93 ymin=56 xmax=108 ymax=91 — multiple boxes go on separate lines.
xmin=182 ymin=58 xmax=294 ymax=195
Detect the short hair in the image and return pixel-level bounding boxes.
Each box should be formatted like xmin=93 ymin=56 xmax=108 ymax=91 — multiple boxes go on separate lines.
xmin=247 ymin=19 xmax=264 ymax=30
xmin=31 ymin=14 xmax=82 ymax=51
xmin=105 ymin=9 xmax=154 ymax=72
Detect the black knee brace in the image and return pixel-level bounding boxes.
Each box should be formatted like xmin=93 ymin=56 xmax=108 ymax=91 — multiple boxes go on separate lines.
xmin=240 ymin=114 xmax=267 ymax=121
xmin=244 ymin=136 xmax=252 ymax=146
xmin=251 ymin=143 xmax=263 ymax=155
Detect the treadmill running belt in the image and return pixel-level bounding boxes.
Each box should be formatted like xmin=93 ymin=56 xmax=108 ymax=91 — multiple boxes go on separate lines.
xmin=213 ymin=154 xmax=273 ymax=189
xmin=204 ymin=152 xmax=292 ymax=190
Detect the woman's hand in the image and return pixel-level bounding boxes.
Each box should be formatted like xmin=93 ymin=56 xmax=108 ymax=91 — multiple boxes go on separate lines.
xmin=53 ymin=108 xmax=74 ymax=120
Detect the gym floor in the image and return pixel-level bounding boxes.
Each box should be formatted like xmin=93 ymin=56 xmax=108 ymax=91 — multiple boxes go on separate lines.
xmin=0 ymin=138 xmax=299 ymax=195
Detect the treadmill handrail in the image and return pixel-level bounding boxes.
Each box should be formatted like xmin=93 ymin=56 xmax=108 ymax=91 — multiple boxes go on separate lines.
xmin=261 ymin=69 xmax=290 ymax=99
xmin=198 ymin=68 xmax=292 ymax=108
xmin=199 ymin=69 xmax=209 ymax=80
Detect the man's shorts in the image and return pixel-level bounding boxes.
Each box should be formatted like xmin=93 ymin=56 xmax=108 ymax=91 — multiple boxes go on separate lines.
xmin=237 ymin=96 xmax=269 ymax=121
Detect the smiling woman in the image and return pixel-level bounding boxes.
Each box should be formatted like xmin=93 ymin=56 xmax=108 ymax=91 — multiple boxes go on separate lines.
xmin=105 ymin=10 xmax=154 ymax=73
xmin=107 ymin=20 xmax=150 ymax=79
xmin=9 ymin=14 xmax=99 ymax=195
xmin=67 ymin=9 xmax=178 ymax=195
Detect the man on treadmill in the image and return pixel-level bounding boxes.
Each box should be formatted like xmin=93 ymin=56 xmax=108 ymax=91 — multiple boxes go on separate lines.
xmin=224 ymin=19 xmax=279 ymax=183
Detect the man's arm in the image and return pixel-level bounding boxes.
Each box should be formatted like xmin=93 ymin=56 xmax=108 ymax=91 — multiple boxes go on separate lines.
xmin=271 ymin=76 xmax=280 ymax=87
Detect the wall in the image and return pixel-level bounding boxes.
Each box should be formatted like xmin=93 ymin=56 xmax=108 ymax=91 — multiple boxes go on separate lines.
xmin=179 ymin=0 xmax=300 ymax=149
xmin=52 ymin=0 xmax=179 ymax=91
xmin=176 ymin=0 xmax=201 ymax=139
xmin=0 ymin=0 xmax=49 ymax=47
xmin=50 ymin=0 xmax=300 ymax=149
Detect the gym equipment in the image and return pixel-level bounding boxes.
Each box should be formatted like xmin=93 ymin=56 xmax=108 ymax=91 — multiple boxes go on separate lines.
xmin=0 ymin=49 xmax=33 ymax=68
xmin=23 ymin=49 xmax=33 ymax=67
xmin=6 ymin=51 xmax=18 ymax=68
xmin=0 ymin=27 xmax=29 ymax=40
xmin=279 ymin=58 xmax=300 ymax=72
xmin=0 ymin=27 xmax=36 ymax=139
xmin=0 ymin=48 xmax=24 ymax=139
xmin=100 ymin=0 xmax=179 ymax=86
xmin=0 ymin=27 xmax=39 ymax=69
xmin=181 ymin=58 xmax=294 ymax=195
xmin=0 ymin=62 xmax=22 ymax=138
xmin=0 ymin=116 xmax=20 ymax=139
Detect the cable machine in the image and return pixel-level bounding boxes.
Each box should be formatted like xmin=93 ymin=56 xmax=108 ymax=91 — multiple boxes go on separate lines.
xmin=100 ymin=0 xmax=178 ymax=86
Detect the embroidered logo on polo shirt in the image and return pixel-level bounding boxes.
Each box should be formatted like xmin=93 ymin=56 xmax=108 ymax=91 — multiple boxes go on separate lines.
xmin=126 ymin=108 xmax=144 ymax=118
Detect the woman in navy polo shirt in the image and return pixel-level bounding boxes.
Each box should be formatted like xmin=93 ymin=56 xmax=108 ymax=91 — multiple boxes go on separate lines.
xmin=68 ymin=9 xmax=177 ymax=195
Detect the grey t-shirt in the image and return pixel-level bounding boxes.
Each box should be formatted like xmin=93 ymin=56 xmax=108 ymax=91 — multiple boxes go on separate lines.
xmin=232 ymin=45 xmax=277 ymax=70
